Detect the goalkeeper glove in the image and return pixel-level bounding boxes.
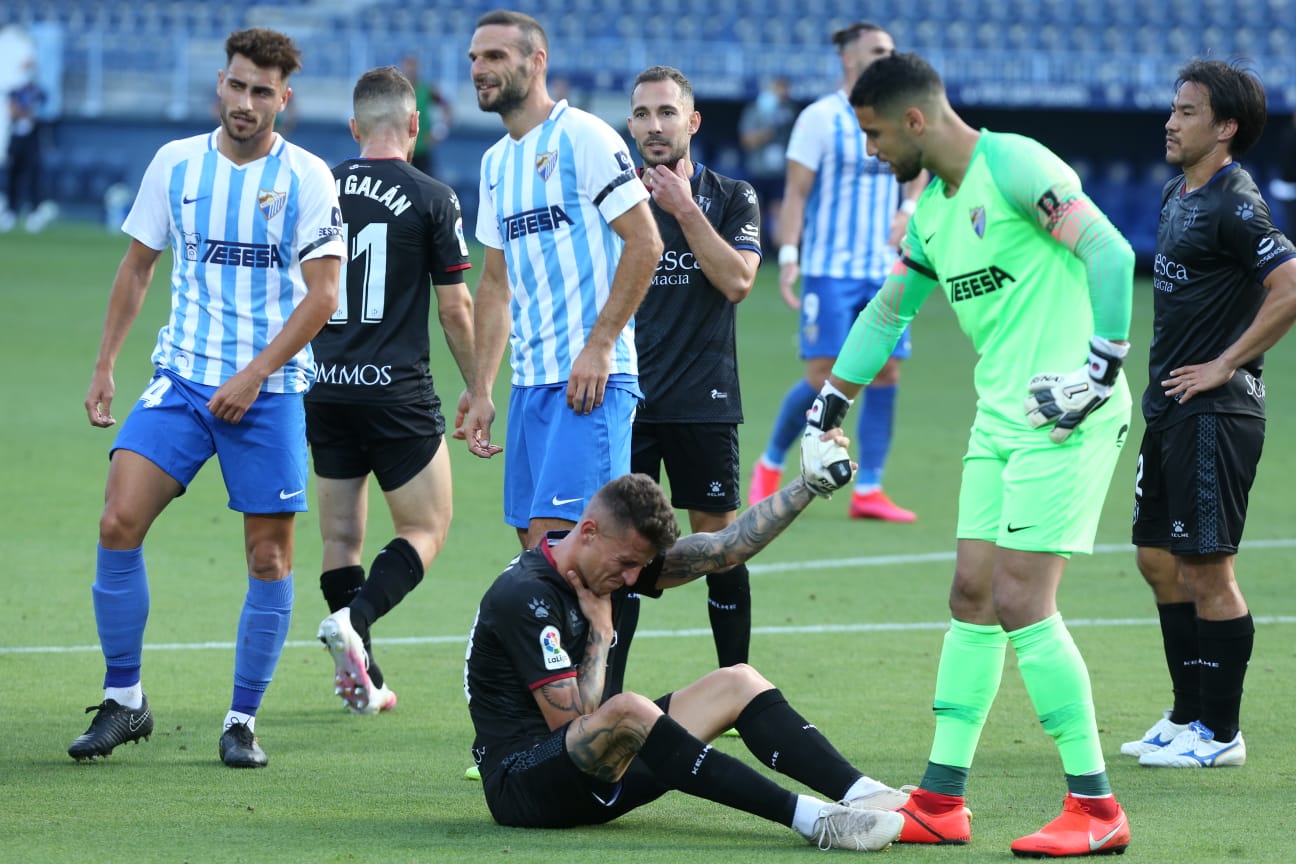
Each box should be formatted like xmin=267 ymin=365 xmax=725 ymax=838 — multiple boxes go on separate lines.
xmin=1024 ymin=336 xmax=1129 ymax=443
xmin=800 ymin=384 xmax=855 ymax=497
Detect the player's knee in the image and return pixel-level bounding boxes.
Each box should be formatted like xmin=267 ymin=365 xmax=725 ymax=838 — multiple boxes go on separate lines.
xmin=396 ymin=524 xmax=448 ymax=563
xmin=1135 ymin=546 xmax=1180 ymax=590
xmin=948 ymin=571 xmax=990 ymax=619
xmin=600 ymin=691 xmax=661 ymax=726
xmin=323 ymin=523 xmax=365 ymax=555
xmin=246 ymin=541 xmax=292 ymax=581
xmin=708 ymin=663 xmax=772 ymax=701
xmin=98 ymin=506 xmax=147 ymax=549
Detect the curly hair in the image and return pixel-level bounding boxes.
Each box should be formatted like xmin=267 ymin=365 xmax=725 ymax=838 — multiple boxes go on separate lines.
xmin=592 ymin=474 xmax=680 ymax=553
xmin=225 ymin=28 xmax=303 ymax=80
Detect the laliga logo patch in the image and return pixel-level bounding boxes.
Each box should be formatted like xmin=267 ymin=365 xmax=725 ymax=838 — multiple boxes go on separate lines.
xmin=258 ymin=188 xmax=287 ymax=220
xmin=454 ymin=217 xmax=469 ymax=256
xmin=536 ymin=149 xmax=559 ymax=181
xmin=538 ymin=625 xmax=570 ymax=670
xmin=969 ymin=206 xmax=986 ymax=238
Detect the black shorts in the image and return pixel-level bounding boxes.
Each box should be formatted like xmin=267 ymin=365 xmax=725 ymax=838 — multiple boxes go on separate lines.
xmin=482 ymin=694 xmax=673 ymax=828
xmin=305 ymin=400 xmax=444 ymax=492
xmin=1131 ymin=413 xmax=1264 ymax=556
xmin=631 ymin=422 xmax=739 ymax=512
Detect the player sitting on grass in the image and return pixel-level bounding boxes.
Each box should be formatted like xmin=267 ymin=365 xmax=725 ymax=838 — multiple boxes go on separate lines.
xmin=462 ymin=428 xmax=906 ymax=850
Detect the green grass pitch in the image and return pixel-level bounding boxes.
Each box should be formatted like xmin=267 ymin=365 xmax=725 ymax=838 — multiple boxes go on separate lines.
xmin=2 ymin=222 xmax=1293 ymax=862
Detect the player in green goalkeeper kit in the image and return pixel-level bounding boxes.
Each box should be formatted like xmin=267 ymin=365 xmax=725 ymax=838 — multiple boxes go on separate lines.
xmin=798 ymin=51 xmax=1133 ymax=858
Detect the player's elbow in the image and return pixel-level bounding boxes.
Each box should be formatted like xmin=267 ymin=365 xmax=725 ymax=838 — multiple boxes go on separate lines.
xmin=641 ymin=230 xmax=665 ymax=261
xmin=725 ymin=273 xmax=756 ymax=304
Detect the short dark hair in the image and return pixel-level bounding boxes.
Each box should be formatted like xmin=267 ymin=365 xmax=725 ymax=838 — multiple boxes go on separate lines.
xmin=353 ymin=66 xmax=415 ymax=132
xmin=832 ymin=21 xmax=885 ymax=52
xmin=849 ymin=51 xmax=944 ymax=113
xmin=632 ymin=65 xmax=695 ymax=108
xmin=592 ymin=474 xmax=680 ymax=553
xmin=475 ymin=9 xmax=548 ymax=55
xmin=225 ymin=28 xmax=302 ymax=79
xmin=1176 ymin=58 xmax=1267 ymax=156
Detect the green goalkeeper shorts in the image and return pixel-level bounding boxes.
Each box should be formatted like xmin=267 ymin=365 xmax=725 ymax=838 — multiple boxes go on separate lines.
xmin=957 ymin=403 xmax=1130 ymax=554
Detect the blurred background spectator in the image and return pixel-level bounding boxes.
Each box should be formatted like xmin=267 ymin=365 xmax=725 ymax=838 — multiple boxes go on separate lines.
xmin=1269 ymin=113 xmax=1296 ymax=234
xmin=401 ymin=52 xmax=453 ymax=177
xmin=0 ymin=25 xmax=55 ymax=232
xmin=739 ymin=75 xmax=795 ymax=255
xmin=3 ymin=0 xmax=1296 ymax=259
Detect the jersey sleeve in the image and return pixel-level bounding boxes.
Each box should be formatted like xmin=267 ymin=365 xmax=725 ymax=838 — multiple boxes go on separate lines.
xmin=831 ymin=211 xmax=938 ymax=385
xmin=785 ymin=101 xmax=825 ymax=170
xmin=428 ymin=183 xmax=472 ymax=284
xmin=475 ymin=145 xmax=504 ymax=250
xmin=121 ymin=142 xmax=178 ymax=251
xmin=983 ymin=134 xmax=1133 ymax=341
xmin=493 ymin=579 xmax=579 ymax=691
xmin=576 ymin=116 xmax=649 ymax=224
xmin=1217 ymin=182 xmax=1296 ymax=281
xmin=293 ymin=152 xmax=346 ymax=263
xmin=718 ymin=179 xmax=763 ymax=256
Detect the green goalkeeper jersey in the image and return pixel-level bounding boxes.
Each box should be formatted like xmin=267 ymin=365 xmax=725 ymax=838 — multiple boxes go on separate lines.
xmin=833 ymin=130 xmax=1134 ymax=429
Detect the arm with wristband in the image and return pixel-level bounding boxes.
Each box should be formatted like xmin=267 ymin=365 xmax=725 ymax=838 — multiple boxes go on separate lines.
xmin=800 ymin=244 xmax=938 ymax=495
xmin=995 ymin=139 xmax=1135 ymax=442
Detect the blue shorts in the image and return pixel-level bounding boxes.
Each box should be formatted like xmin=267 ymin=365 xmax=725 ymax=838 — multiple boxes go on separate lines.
xmin=502 ymin=384 xmax=635 ymax=529
xmin=111 ymin=369 xmax=309 ymax=514
xmin=800 ymin=274 xmax=912 ymax=361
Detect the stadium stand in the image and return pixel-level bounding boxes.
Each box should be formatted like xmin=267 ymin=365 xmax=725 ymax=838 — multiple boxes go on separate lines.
xmin=3 ymin=0 xmax=1293 ymax=250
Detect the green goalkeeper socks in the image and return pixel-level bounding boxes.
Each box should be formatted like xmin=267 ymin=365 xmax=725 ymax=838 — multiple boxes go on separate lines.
xmin=924 ymin=619 xmax=1008 ymax=790
xmin=1010 ymin=613 xmax=1109 ymax=789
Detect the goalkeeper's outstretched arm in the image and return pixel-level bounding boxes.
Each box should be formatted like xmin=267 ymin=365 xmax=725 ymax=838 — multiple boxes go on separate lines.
xmin=829 ymin=254 xmax=937 ymax=400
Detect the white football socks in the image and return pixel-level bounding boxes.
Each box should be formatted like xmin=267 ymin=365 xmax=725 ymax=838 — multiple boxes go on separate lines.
xmin=104 ymin=684 xmax=143 ymax=710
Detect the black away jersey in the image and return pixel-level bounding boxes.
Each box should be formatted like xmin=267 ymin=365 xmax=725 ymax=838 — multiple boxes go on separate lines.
xmin=308 ymin=158 xmax=471 ymax=405
xmin=1145 ymin=163 xmax=1296 ymax=427
xmin=635 ymin=164 xmax=761 ymax=423
xmin=463 ymin=535 xmax=664 ymax=769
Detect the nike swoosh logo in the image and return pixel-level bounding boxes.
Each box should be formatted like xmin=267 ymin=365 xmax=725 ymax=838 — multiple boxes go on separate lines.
xmin=183 ymin=194 xmax=210 ymax=204
xmin=279 ymin=489 xmax=305 ymax=500
xmin=923 ymin=232 xmax=936 ymax=243
xmin=1089 ymin=817 xmax=1126 ymax=851
xmin=488 ymin=180 xmax=501 ymax=191
xmin=1006 ymin=524 xmax=1035 ymax=533
xmin=551 ymin=495 xmax=582 ymax=506
xmin=128 ymin=709 xmax=150 ymax=733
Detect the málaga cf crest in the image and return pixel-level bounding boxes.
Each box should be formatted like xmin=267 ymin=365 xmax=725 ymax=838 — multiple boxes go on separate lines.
xmin=258 ymin=188 xmax=287 ymax=220
xmin=536 ymin=150 xmax=559 ymax=181
xmin=969 ymin=205 xmax=986 ymax=238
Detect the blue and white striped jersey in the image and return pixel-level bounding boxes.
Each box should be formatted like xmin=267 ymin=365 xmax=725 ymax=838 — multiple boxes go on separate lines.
xmin=122 ymin=130 xmax=345 ymax=394
xmin=476 ymin=100 xmax=649 ymax=386
xmin=786 ymin=90 xmax=898 ymax=280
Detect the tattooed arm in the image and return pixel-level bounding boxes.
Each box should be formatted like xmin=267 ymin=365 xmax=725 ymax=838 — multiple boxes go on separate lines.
xmin=654 ymin=476 xmax=818 ymax=590
xmin=533 ymin=568 xmax=616 ymax=732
